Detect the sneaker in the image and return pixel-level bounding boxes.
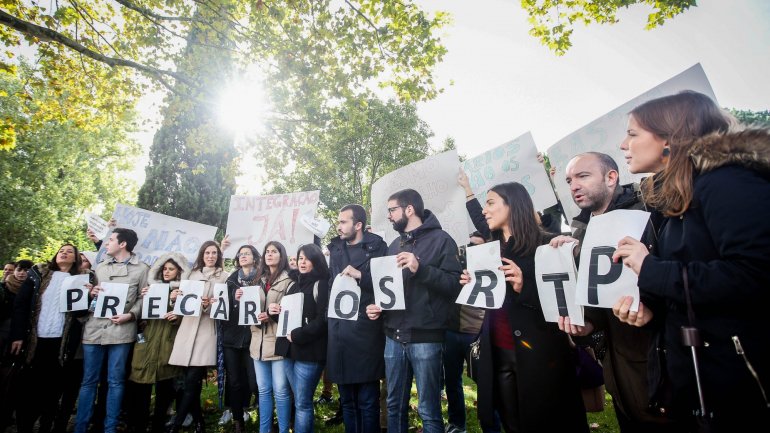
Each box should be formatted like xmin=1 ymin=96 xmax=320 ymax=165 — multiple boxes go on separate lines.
xmin=182 ymin=414 xmax=193 ymax=428
xmin=219 ymin=410 xmax=233 ymax=425
xmin=314 ymin=395 xmax=335 ymax=405
xmin=444 ymin=424 xmax=466 ymax=433
xmin=243 ymin=411 xmax=251 ymax=422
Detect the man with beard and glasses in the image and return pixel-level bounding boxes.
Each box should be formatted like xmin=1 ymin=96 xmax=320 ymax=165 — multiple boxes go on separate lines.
xmin=326 ymin=204 xmax=389 ymax=433
xmin=550 ymin=152 xmax=677 ymax=433
xmin=366 ymin=189 xmax=462 ymax=433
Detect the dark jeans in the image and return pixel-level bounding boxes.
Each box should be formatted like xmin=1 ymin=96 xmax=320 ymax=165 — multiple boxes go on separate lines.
xmin=174 ymin=367 xmax=207 ymax=426
xmin=339 ymin=381 xmax=380 ymax=433
xmin=443 ymin=331 xmax=477 ymax=430
xmin=17 ymin=337 xmax=64 ymax=433
xmin=131 ymin=379 xmax=176 ymax=432
xmin=53 ymin=358 xmax=85 ymax=432
xmin=224 ymin=346 xmax=253 ymax=421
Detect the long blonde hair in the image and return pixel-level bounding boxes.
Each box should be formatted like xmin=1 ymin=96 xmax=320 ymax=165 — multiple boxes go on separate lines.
xmin=632 ymin=91 xmax=734 ymax=216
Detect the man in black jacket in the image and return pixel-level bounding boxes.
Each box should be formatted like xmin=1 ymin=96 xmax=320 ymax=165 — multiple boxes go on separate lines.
xmin=327 ymin=204 xmax=389 ymax=433
xmin=366 ymin=189 xmax=462 ymax=433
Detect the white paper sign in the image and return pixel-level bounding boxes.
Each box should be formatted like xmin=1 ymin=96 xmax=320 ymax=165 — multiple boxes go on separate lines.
xmin=547 ymin=64 xmax=717 ymax=221
xmin=60 ymin=274 xmax=90 ymax=312
xmin=173 ymin=280 xmax=205 ymax=317
xmin=300 ymin=213 xmax=332 ymax=238
xmin=455 ymin=241 xmax=506 ymax=309
xmin=94 ymin=282 xmax=129 ymax=319
xmin=238 ymin=286 xmax=262 ymax=325
xmin=142 ymin=283 xmax=170 ymax=319
xmin=85 ymin=213 xmax=110 ymax=240
xmin=535 ymin=243 xmax=584 ymax=325
xmin=328 ymin=275 xmax=361 ymax=321
xmin=224 ymin=191 xmax=321 ymax=258
xmin=370 ymin=256 xmax=405 ymax=310
xmin=97 ymin=204 xmax=218 ymax=267
xmin=464 ymin=132 xmax=557 ymax=211
xmin=277 ymin=293 xmax=304 ymax=337
xmin=210 ymin=283 xmax=230 ymax=320
xmin=575 ymin=210 xmax=650 ymax=311
xmin=370 ymin=150 xmax=469 ymax=247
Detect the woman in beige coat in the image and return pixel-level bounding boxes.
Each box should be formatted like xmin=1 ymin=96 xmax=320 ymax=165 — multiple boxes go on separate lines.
xmin=246 ymin=241 xmax=294 ymax=433
xmin=168 ymin=241 xmax=228 ymax=433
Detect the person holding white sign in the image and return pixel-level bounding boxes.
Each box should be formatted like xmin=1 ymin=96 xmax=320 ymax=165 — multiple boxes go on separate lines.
xmin=168 ymin=241 xmax=228 ymax=433
xmin=75 ymin=229 xmax=149 ymax=433
xmin=612 ymin=92 xmax=770 ymax=431
xmin=459 ymin=182 xmax=588 ymax=433
xmin=326 ymin=204 xmax=389 ymax=433
xmin=249 ymin=241 xmax=294 ymax=433
xmin=365 ymin=189 xmax=463 ymax=433
xmin=127 ymin=252 xmax=187 ymax=433
xmin=9 ymin=245 xmax=92 ymax=433
xmin=550 ymin=151 xmax=680 ymax=432
xmin=275 ymin=244 xmax=330 ymax=433
xmin=225 ymin=244 xmax=262 ymax=433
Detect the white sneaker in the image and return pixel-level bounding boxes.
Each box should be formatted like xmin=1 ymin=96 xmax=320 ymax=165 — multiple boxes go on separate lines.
xmin=219 ymin=409 xmax=233 ymax=425
xmin=243 ymin=411 xmax=251 ymax=422
xmin=182 ymin=414 xmax=194 ymax=427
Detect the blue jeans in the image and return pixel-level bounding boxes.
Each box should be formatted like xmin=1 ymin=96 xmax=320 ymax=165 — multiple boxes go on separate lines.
xmin=253 ymin=359 xmax=292 ymax=433
xmin=443 ymin=331 xmax=477 ymax=430
xmin=339 ymin=381 xmax=381 ymax=433
xmin=74 ymin=343 xmax=131 ymax=433
xmin=285 ymin=359 xmax=325 ymax=433
xmin=384 ymin=337 xmax=443 ymax=433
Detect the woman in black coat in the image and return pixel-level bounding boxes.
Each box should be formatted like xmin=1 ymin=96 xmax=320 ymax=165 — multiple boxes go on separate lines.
xmin=613 ymin=91 xmax=770 ymax=431
xmin=275 ymin=243 xmax=329 ymax=433
xmin=460 ymin=182 xmax=588 ymax=433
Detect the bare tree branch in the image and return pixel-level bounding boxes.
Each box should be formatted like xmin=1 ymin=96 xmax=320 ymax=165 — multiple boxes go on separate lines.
xmin=344 ymin=0 xmax=391 ymax=59
xmin=112 ymin=0 xmax=194 ymax=22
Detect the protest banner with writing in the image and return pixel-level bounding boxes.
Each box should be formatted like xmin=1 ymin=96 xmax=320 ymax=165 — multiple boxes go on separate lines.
xmin=456 ymin=241 xmax=506 ymax=309
xmin=94 ymin=283 xmax=129 ymax=319
xmin=173 ymin=280 xmax=205 ymax=317
xmin=142 ymin=284 xmax=170 ymax=319
xmin=210 ymin=283 xmax=230 ymax=321
xmin=575 ymin=210 xmax=650 ymax=311
xmin=277 ymin=293 xmax=304 ymax=337
xmin=238 ymin=286 xmax=262 ymax=325
xmin=370 ymin=256 xmax=405 ymax=310
xmin=546 ymin=64 xmax=717 ymax=221
xmin=328 ymin=275 xmax=361 ymax=321
xmin=84 ymin=213 xmax=110 ymax=240
xmin=300 ymin=214 xmax=332 ymax=238
xmin=370 ymin=150 xmax=469 ymax=247
xmin=464 ymin=132 xmax=557 ymax=211
xmin=535 ymin=243 xmax=584 ymax=325
xmin=224 ymin=191 xmax=321 ymax=258
xmin=98 ymin=204 xmax=217 ymax=267
xmin=60 ymin=274 xmax=90 ymax=312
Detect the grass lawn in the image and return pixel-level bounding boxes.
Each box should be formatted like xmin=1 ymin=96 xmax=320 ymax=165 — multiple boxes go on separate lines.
xmin=198 ymin=373 xmax=620 ymax=433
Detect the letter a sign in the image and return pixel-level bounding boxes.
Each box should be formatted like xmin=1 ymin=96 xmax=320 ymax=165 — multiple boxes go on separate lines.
xmin=456 ymin=241 xmax=505 ymax=309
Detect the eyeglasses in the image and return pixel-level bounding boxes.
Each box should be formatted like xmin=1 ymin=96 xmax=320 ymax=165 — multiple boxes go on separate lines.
xmin=387 ymin=206 xmax=404 ymax=215
xmin=235 ymin=253 xmax=253 ymax=258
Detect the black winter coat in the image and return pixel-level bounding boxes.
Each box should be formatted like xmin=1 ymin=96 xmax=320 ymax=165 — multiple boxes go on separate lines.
xmin=382 ymin=210 xmax=462 ymax=343
xmin=275 ymin=268 xmax=329 ymax=363
xmin=326 ymin=232 xmax=388 ymax=384
xmin=637 ymin=131 xmax=770 ymax=430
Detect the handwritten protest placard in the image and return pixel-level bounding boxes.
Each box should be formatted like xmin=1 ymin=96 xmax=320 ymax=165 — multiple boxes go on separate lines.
xmin=535 ymin=243 xmax=584 ymax=325
xmin=456 ymin=241 xmax=506 ymax=309
xmin=575 ymin=210 xmax=649 ymax=311
xmin=142 ymin=283 xmax=170 ymax=319
xmin=84 ymin=213 xmax=110 ymax=240
xmin=464 ymin=132 xmax=557 ymax=211
xmin=224 ymin=191 xmax=320 ymax=258
xmin=546 ymin=64 xmax=717 ymax=221
xmin=97 ymin=204 xmax=218 ymax=267
xmin=60 ymin=274 xmax=90 ymax=312
xmin=328 ymin=275 xmax=361 ymax=321
xmin=370 ymin=150 xmax=469 ymax=247
xmin=370 ymin=256 xmax=405 ymax=310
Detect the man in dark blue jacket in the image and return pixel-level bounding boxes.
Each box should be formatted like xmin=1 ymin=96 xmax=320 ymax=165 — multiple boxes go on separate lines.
xmin=366 ymin=189 xmax=462 ymax=433
xmin=327 ymin=204 xmax=389 ymax=433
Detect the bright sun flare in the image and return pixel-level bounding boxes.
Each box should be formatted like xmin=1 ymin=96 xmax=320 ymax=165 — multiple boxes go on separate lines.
xmin=218 ymin=75 xmax=269 ymax=135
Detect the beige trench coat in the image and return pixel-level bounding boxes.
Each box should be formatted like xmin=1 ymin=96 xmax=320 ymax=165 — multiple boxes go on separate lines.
xmin=249 ymin=271 xmax=294 ymax=361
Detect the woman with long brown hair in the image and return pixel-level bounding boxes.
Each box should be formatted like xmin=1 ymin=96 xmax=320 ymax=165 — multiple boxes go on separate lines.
xmin=613 ymin=91 xmax=769 ymax=431
xmin=461 ymin=182 xmax=588 ymax=433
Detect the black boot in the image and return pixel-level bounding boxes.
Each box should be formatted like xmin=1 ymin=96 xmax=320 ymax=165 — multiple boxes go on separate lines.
xmin=233 ymin=419 xmax=245 ymax=433
xmin=194 ymin=418 xmax=206 ymax=433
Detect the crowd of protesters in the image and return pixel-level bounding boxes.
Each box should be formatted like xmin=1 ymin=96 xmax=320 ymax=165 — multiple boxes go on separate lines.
xmin=1 ymin=91 xmax=768 ymax=433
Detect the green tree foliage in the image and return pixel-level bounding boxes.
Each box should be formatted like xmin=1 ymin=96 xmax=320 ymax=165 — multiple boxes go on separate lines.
xmin=730 ymin=108 xmax=770 ymax=129
xmin=0 ymin=65 xmax=139 ymax=263
xmin=137 ymin=6 xmax=236 ymax=234
xmin=259 ymin=98 xmax=433 ymax=225
xmin=521 ymin=0 xmax=697 ymax=55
